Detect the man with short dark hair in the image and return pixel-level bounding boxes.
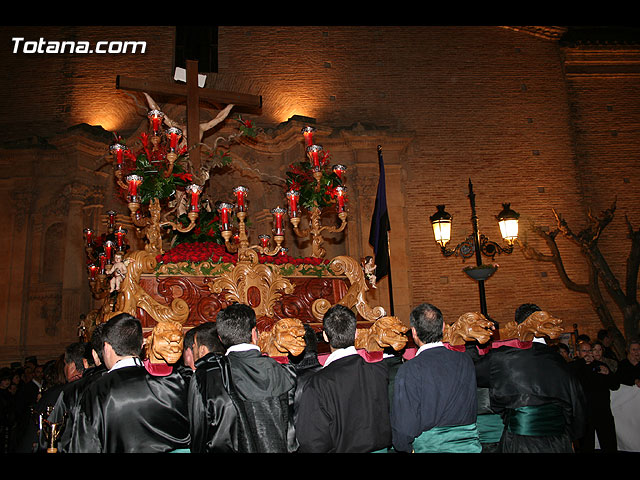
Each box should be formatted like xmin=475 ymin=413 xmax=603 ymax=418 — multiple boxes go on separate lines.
xmin=62 ymin=342 xmax=87 ymax=383
xmin=391 ymin=303 xmax=481 ymax=453
xmin=475 ymin=303 xmax=586 ymax=453
xmin=295 ymin=304 xmax=392 ymax=453
xmin=69 ymin=313 xmax=190 ymax=453
xmin=181 ymin=325 xmax=199 ymax=371
xmin=188 ymin=304 xmax=297 ymax=453
xmin=192 ymin=322 xmax=225 ymax=361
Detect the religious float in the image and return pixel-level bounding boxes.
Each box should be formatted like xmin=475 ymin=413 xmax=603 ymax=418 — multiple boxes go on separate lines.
xmin=82 ymin=66 xmax=386 ymax=351
xmin=81 ymin=63 xmax=566 ymax=359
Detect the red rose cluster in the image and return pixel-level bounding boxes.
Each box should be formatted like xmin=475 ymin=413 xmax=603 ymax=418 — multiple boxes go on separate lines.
xmin=156 ymin=242 xmax=236 ymax=265
xmin=155 ymin=241 xmax=331 ymax=267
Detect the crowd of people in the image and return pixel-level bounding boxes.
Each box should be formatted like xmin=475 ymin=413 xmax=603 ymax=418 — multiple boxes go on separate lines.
xmin=0 ymin=300 xmax=639 ymax=454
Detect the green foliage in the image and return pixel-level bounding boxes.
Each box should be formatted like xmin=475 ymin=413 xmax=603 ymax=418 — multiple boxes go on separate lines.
xmin=172 ymin=209 xmax=225 ymax=245
xmin=285 ymin=161 xmax=344 ymax=210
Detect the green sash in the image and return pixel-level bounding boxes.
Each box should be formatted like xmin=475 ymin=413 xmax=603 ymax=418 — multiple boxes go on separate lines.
xmin=412 ymin=423 xmax=482 ymax=453
xmin=476 ymin=413 xmax=504 ymax=444
xmin=504 ymin=404 xmax=565 ymax=437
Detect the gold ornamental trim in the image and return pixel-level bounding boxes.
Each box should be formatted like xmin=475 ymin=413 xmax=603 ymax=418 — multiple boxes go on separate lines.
xmin=330 ymin=255 xmax=386 ymax=322
xmin=207 ymin=262 xmax=295 ymax=318
xmin=112 ymin=249 xmax=190 ymax=324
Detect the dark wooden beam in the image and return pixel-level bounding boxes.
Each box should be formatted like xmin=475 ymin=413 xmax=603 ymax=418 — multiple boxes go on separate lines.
xmin=186 ymin=60 xmax=201 ymax=170
xmin=115 ymin=75 xmax=263 ymax=114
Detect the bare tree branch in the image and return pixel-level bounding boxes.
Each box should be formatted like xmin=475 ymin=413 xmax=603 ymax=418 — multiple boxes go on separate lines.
xmin=518 ymin=225 xmax=589 ymax=294
xmin=625 ymin=214 xmax=640 ymax=304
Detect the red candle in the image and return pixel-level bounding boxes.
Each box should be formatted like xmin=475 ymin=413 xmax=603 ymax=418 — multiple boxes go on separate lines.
xmin=104 ymin=241 xmax=114 ymax=263
xmin=166 ymin=127 xmax=182 ymax=152
xmin=110 ymin=143 xmax=125 ymax=166
xmin=307 ymin=145 xmax=323 ymax=169
xmin=186 ymin=184 xmax=202 ymax=212
xmin=88 ymin=264 xmax=97 ymax=280
xmin=233 ymin=186 xmax=248 ymax=212
xmin=335 ymin=186 xmax=346 ymax=212
xmin=107 ymin=211 xmax=117 ymax=228
xmin=84 ymin=228 xmax=94 ymax=246
xmin=259 ymin=234 xmax=270 ymax=248
xmin=99 ymin=254 xmax=107 ymax=274
xmin=148 ymin=109 xmax=164 ymax=135
xmin=287 ymin=190 xmax=299 ymax=216
xmin=126 ymin=175 xmax=143 ymax=200
xmin=218 ymin=203 xmax=233 ymax=231
xmin=302 ymin=126 xmax=316 ymax=147
xmin=333 ymin=164 xmax=346 ymax=179
xmin=271 ymin=207 xmax=286 ymax=236
xmin=115 ymin=227 xmax=127 ymax=247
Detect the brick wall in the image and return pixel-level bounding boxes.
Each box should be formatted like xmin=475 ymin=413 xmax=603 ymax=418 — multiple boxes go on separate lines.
xmin=1 ymin=26 xmax=175 ymax=139
xmin=216 ymin=26 xmax=628 ymax=338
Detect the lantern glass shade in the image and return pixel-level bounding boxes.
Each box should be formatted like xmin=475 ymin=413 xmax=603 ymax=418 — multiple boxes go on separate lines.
xmin=496 ymin=203 xmax=520 ymax=245
xmin=430 ymin=205 xmax=452 ymax=248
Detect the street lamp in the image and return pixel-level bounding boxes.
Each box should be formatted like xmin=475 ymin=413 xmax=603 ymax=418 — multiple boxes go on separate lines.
xmin=430 ymin=179 xmax=520 ymax=316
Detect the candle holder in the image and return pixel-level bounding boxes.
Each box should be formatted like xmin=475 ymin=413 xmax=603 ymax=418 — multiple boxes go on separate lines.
xmin=286 ymin=127 xmax=348 ymax=258
xmin=83 ymin=210 xmax=133 ymax=299
xmin=164 ymin=127 xmax=183 ymax=177
xmin=219 ymin=186 xmax=287 ymax=263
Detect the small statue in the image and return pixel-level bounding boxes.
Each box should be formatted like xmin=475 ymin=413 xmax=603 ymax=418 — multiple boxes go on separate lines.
xmin=106 ymin=253 xmax=130 ymax=293
xmin=443 ymin=312 xmax=495 ymax=346
xmin=500 ymin=310 xmax=564 ymax=342
xmin=355 ymin=316 xmax=409 ymax=352
xmin=362 ymin=256 xmax=377 ymax=289
xmin=258 ymin=318 xmax=307 ymax=358
xmin=145 ymin=320 xmax=185 ymax=366
xmin=77 ymin=316 xmax=87 ymax=342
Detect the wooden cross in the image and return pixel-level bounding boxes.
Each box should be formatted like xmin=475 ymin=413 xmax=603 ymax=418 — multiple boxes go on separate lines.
xmin=116 ymin=59 xmax=262 ymax=172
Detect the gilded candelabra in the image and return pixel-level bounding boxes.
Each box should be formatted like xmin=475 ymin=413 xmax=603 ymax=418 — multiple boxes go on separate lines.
xmin=84 ymin=210 xmax=130 ymax=298
xmin=287 ymin=127 xmax=348 ymax=258
xmin=86 ymin=107 xmax=201 ymax=299
xmin=218 ymin=186 xmax=287 ymax=264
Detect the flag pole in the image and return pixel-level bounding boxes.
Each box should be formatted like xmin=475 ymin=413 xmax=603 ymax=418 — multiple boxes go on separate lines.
xmin=376 ymin=145 xmax=394 ymax=316
xmin=386 ymin=229 xmax=395 ymax=316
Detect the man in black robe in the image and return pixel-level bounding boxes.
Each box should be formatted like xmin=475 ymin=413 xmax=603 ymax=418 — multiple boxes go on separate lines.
xmin=474 ymin=303 xmax=586 ymax=453
xmin=295 ymin=304 xmax=392 ymax=453
xmin=42 ymin=324 xmax=108 ymax=453
xmin=188 ymin=304 xmax=297 ymax=453
xmin=69 ymin=313 xmax=190 ymax=453
xmin=391 ymin=303 xmax=481 ymax=453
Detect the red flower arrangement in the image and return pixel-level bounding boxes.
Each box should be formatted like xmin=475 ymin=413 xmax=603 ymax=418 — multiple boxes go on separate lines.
xmin=155 ymin=242 xmax=330 ymax=267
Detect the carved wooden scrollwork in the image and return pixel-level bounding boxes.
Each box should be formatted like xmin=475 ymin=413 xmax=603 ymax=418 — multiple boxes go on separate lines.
xmin=113 ymin=249 xmax=190 ymax=324
xmin=330 ymin=255 xmax=387 ymax=321
xmin=207 ymin=263 xmax=295 ymax=318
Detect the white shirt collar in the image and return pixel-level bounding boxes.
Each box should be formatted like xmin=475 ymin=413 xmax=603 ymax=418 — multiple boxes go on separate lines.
xmin=533 ymin=337 xmax=547 ymax=345
xmin=323 ymin=345 xmax=358 ymax=367
xmin=416 ymin=341 xmax=444 ymax=357
xmin=108 ymin=356 xmax=142 ymax=372
xmin=225 ymin=343 xmax=261 ymax=355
